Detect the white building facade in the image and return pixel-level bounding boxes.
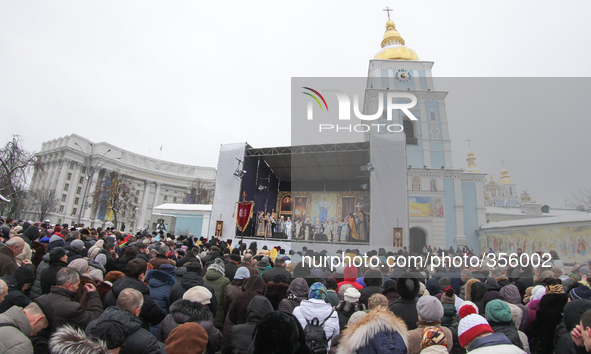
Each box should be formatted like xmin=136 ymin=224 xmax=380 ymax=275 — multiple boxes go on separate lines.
xmin=26 ymin=134 xmax=216 ymax=232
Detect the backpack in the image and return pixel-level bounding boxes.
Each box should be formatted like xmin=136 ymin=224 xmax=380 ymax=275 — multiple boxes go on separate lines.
xmin=304 ymin=309 xmax=334 ymax=354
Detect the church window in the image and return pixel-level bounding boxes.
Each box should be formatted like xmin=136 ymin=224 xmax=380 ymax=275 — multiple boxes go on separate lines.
xmin=403 ymin=118 xmax=417 ymax=144
xmin=430 ymin=110 xmax=436 ymax=121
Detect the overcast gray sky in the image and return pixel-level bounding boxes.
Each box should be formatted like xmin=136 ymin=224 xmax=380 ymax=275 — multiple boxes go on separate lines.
xmin=1 ymin=1 xmax=590 ymax=208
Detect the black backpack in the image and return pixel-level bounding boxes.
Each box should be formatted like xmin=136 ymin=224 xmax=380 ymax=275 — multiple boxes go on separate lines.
xmin=304 ymin=309 xmax=334 ymax=354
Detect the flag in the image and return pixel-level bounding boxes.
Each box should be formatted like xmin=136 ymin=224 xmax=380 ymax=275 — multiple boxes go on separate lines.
xmin=160 ymin=145 xmax=163 ymax=151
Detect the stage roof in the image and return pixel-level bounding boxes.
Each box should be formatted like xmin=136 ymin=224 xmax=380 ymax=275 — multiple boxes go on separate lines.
xmin=245 ymin=142 xmax=370 ymax=181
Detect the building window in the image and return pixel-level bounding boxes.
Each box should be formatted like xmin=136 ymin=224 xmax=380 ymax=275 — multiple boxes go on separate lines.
xmin=76 ymin=187 xmax=82 ymax=194
xmin=59 ymin=205 xmax=64 ymax=213
xmin=67 ymin=172 xmax=72 ymax=180
xmin=79 ymin=177 xmax=84 ymax=184
xmin=81 ymin=166 xmax=86 ymax=174
xmin=57 ymin=218 xmax=62 ymax=224
xmin=163 ymin=195 xmax=168 ymax=201
xmin=62 ymin=194 xmax=67 ymax=202
xmin=430 ymin=110 xmax=436 ymax=121
xmin=135 ymin=197 xmax=138 ymax=203
xmin=72 ymin=208 xmax=77 ymax=216
xmin=403 ymin=118 xmax=417 ymax=145
xmin=74 ymin=197 xmax=79 ymax=205
xmin=64 ymin=184 xmax=69 ymax=191
xmin=135 ymin=190 xmax=140 ymax=195
xmin=70 ymin=162 xmax=75 ymax=169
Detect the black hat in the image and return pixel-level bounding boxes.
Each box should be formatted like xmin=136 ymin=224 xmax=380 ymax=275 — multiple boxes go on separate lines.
xmin=13 ymin=266 xmax=35 ymax=284
xmin=32 ymin=297 xmax=55 ymax=331
xmin=396 ymin=275 xmax=420 ymax=300
xmin=88 ymin=319 xmax=128 ymax=349
xmin=230 ymin=254 xmax=241 ymax=263
xmin=49 ymin=247 xmax=67 ymax=264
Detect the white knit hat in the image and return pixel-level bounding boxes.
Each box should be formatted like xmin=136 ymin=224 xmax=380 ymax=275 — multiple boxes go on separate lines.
xmin=183 ymin=286 xmax=212 ymax=305
xmin=458 ymin=314 xmax=493 ymax=348
xmin=344 ymin=287 xmax=361 ymax=302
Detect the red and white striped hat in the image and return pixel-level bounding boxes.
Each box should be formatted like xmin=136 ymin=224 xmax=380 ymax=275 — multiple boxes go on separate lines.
xmin=458 ymin=314 xmax=493 ymax=348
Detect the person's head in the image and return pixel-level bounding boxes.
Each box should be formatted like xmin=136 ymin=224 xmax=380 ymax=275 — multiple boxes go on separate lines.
xmin=275 ymin=257 xmax=285 ymax=268
xmin=125 ymin=259 xmax=148 ymax=280
xmin=461 ymin=269 xmax=473 ymax=282
xmin=416 ymin=296 xmax=444 ymax=322
xmin=308 ymin=282 xmax=328 ymax=300
xmin=0 ymin=279 xmax=7 ymax=303
xmin=458 ymin=314 xmax=493 ymax=349
xmin=250 ymin=311 xmax=308 ymax=354
xmin=5 ymin=237 xmax=25 ymax=256
xmin=368 ymin=293 xmax=389 ymax=310
xmin=421 ymin=326 xmax=448 ymax=350
xmin=68 ymin=259 xmax=90 ymax=275
xmin=23 ymin=301 xmax=51 ymax=336
xmin=117 ymin=288 xmax=144 ymax=317
xmin=580 ymin=309 xmax=591 ymax=351
xmin=55 ymin=267 xmax=81 ymax=293
xmin=165 ymin=323 xmax=208 ymax=354
xmin=49 ymin=325 xmax=110 ymax=354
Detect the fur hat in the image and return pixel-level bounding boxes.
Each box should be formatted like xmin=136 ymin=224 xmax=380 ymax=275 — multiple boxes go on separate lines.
xmin=344 ymin=287 xmax=361 ymax=303
xmin=208 ymin=258 xmax=225 ymax=276
xmin=49 ymin=325 xmax=109 ymax=354
xmin=347 ymin=311 xmax=367 ymax=326
xmin=485 ymin=299 xmax=512 ymax=323
xmin=421 ymin=326 xmax=448 ymax=350
xmin=183 ymin=286 xmax=212 ymax=305
xmin=368 ymin=293 xmax=389 ymax=310
xmin=458 ymin=314 xmax=493 ymax=348
xmin=397 ymin=275 xmax=420 ymax=300
xmin=308 ymin=282 xmax=327 ymax=300
xmin=234 ymin=267 xmax=250 ymax=280
xmin=417 ymin=295 xmax=444 ymax=322
xmin=68 ymin=259 xmax=89 ymax=274
xmin=569 ymin=285 xmax=591 ymax=300
xmin=165 ymin=322 xmax=208 ymax=354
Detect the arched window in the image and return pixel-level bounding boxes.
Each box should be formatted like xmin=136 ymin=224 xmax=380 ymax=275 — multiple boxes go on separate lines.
xmin=403 ymin=118 xmax=417 ymax=144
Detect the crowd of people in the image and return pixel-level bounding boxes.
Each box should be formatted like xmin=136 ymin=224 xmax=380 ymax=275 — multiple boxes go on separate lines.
xmin=1 ymin=216 xmax=591 ymax=353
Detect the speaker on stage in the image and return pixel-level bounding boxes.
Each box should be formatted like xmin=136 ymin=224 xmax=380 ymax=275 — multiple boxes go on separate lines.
xmin=314 ymin=234 xmax=328 ymax=242
xmin=273 ymin=232 xmax=287 ymax=239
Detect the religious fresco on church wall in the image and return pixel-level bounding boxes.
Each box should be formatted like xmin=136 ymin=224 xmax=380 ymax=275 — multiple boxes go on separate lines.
xmin=409 ymin=196 xmax=444 ymax=217
xmin=479 ymin=225 xmax=591 ymax=264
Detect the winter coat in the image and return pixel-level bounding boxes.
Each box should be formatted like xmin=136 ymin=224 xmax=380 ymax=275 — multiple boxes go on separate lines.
xmin=466 ymin=280 xmax=487 ymax=315
xmin=278 ymin=278 xmax=309 ymax=313
xmin=0 ymin=306 xmax=34 ymax=354
xmin=293 ymin=298 xmax=340 ymax=350
xmin=382 ymin=287 xmax=401 ymax=305
xmin=389 ymin=298 xmax=419 ymax=330
xmin=335 ymin=306 xmax=408 ymax=354
xmin=39 ymin=286 xmax=103 ymax=331
xmin=225 ymin=295 xmax=274 ymax=354
xmin=64 ymin=246 xmax=83 ymax=264
xmin=169 ymin=270 xmax=218 ymax=317
xmin=39 ymin=260 xmax=67 ymax=295
xmin=30 ymin=253 xmax=50 ymax=299
xmin=265 ymin=280 xmax=289 ymax=310
xmin=515 ymin=269 xmax=534 ymax=300
xmin=335 ymin=300 xmax=367 ymax=331
xmin=225 ymin=261 xmax=238 ymax=281
xmin=0 ymin=274 xmax=30 ymax=313
xmin=327 ymin=290 xmax=340 ymax=307
xmin=554 ymin=299 xmax=591 ymax=354
xmin=149 ymin=254 xmax=174 ymax=270
xmin=99 ymin=249 xmax=118 ymax=273
xmin=262 ymin=265 xmax=292 ymax=283
xmin=464 ymin=333 xmax=524 ymax=354
xmin=426 ymin=272 xmax=447 ymax=295
xmin=228 ymin=275 xmax=267 ymax=326
xmin=176 ymin=253 xmax=198 ymax=268
xmin=500 ymin=284 xmax=529 ymax=331
xmin=0 ymin=246 xmax=17 ymax=277
xmin=407 ymin=321 xmax=452 ymax=354
xmin=145 ymin=269 xmax=176 ymax=314
xmin=104 ymin=276 xmax=166 ymax=330
xmin=489 ymin=321 xmax=523 ymax=349
xmin=203 ymin=268 xmax=230 ymax=328
xmin=526 ymin=293 xmax=568 ymax=354
xmin=447 ymin=269 xmax=462 ymax=294
xmin=87 ymin=239 xmax=104 ymax=260
xmin=156 ymin=299 xmax=222 ymax=354
xmin=359 ymin=285 xmax=384 ymax=307
xmin=224 ymin=282 xmax=242 ymax=312
xmin=441 ymin=303 xmax=456 ymax=328
xmin=337 ymin=268 xmax=363 ymax=291
xmin=86 ymin=306 xmax=165 ymax=354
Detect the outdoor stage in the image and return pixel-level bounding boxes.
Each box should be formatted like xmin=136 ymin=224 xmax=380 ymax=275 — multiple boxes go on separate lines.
xmin=209 ymin=133 xmax=409 ymax=253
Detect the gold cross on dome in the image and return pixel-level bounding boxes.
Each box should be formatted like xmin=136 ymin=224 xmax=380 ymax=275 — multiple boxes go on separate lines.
xmin=383 ymin=6 xmax=393 ymax=20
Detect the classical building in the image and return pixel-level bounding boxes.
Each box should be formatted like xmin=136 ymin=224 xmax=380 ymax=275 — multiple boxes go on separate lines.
xmin=26 ymin=134 xmax=216 ymax=232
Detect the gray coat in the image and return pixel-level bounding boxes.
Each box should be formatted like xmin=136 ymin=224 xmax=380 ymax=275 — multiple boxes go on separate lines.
xmin=0 ymin=306 xmax=34 ymax=354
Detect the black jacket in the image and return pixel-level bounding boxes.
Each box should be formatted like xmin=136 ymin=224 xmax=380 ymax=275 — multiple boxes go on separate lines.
xmin=225 ymin=262 xmax=238 ymax=282
xmin=39 ymin=286 xmax=103 ymax=332
xmin=0 ymin=274 xmax=30 ymax=313
xmin=168 ymin=271 xmax=217 ymax=317
xmin=39 ymin=260 xmax=67 ymax=295
xmin=224 ymin=295 xmax=274 ymax=354
xmin=489 ymin=321 xmax=523 ymax=349
xmin=99 ymin=249 xmax=118 ymax=274
xmin=261 ymin=265 xmax=292 ymax=284
xmin=389 ymin=298 xmax=419 ymax=330
xmin=156 ymin=299 xmax=222 ymax=354
xmin=64 ymin=246 xmax=83 ymax=264
xmin=526 ymin=292 xmax=568 ymax=354
xmin=177 ymin=253 xmax=198 ymax=268
xmin=359 ymin=285 xmax=383 ymax=307
xmin=104 ymin=276 xmax=166 ymax=330
xmin=86 ymin=306 xmax=165 ymax=354
xmin=554 ymin=299 xmax=591 ymax=354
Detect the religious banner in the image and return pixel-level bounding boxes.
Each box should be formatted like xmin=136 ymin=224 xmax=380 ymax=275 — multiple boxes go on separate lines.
xmin=236 ymin=201 xmax=254 ymax=232
xmin=393 ymin=227 xmax=403 ymax=248
xmin=214 ymin=221 xmax=223 ymax=237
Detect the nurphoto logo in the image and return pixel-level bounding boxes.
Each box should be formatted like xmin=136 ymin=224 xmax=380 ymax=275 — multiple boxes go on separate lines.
xmin=302 ymin=87 xmax=418 ymax=133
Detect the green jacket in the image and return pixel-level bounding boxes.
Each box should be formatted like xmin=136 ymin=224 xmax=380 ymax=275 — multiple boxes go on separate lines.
xmin=203 ymin=269 xmax=230 ymax=328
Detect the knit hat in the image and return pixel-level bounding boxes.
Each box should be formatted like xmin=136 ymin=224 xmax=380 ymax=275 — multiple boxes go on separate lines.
xmin=458 ymin=314 xmax=493 ymax=348
xmin=54 ymin=225 xmax=62 ymax=234
xmin=208 ymin=258 xmax=225 ymax=276
xmin=94 ymin=253 xmax=107 ymax=267
xmin=531 ymin=285 xmax=546 ymax=301
xmin=344 ymin=287 xmax=361 ymax=302
xmin=421 ymin=326 xmax=448 ymax=350
xmin=230 ymin=254 xmax=241 ymax=263
xmin=49 ymin=247 xmax=67 ymax=263
xmin=547 ymin=283 xmax=563 ymax=294
xmin=438 ymin=277 xmax=451 ymax=291
xmin=441 ymin=287 xmax=455 ymax=305
xmin=12 ymin=266 xmax=35 ymax=284
xmin=309 ymin=282 xmax=328 ymax=300
xmin=417 ymin=295 xmax=444 ymax=322
xmin=70 ymin=239 xmax=84 ymax=250
xmin=368 ymin=293 xmax=389 ymax=310
xmin=458 ymin=301 xmax=478 ymax=319
xmin=569 ymin=285 xmax=591 ymax=300
xmin=165 ymin=322 xmax=208 ymax=354
xmin=87 ymin=319 xmax=128 ymax=349
xmin=311 ymin=267 xmax=324 ymax=279
xmin=485 ymin=299 xmax=512 ymax=323
xmin=68 ymin=259 xmax=89 ymax=274
xmin=39 ymin=237 xmax=50 ymax=243
xmin=183 ymin=286 xmax=213 ymax=305
xmin=234 ymin=267 xmax=251 ymax=280
xmin=338 ymin=284 xmax=353 ymax=301
xmin=347 ymin=311 xmax=367 ymax=326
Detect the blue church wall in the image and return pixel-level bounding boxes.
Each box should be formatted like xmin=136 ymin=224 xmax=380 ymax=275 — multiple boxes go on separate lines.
xmin=428 ymin=123 xmax=442 ymax=140
xmin=407 ymin=150 xmax=424 ymax=167
xmin=430 ymin=142 xmax=443 ymax=151
xmin=424 ymin=101 xmax=440 ymax=122
xmin=430 ymin=151 xmax=446 ymax=169
xmin=443 ymin=179 xmax=456 ymax=248
xmin=418 ymin=70 xmax=427 ymax=90
xmin=462 ymin=182 xmax=479 ymax=252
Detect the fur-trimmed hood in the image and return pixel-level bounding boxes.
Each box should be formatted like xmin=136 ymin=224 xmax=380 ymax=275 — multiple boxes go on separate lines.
xmin=336 ymin=306 xmax=409 ymax=354
xmin=464 ymin=278 xmax=480 ymax=302
xmin=169 ymin=299 xmax=213 ymax=324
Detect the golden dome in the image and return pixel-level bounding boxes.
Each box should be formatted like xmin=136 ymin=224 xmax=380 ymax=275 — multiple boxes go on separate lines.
xmin=465 ymin=150 xmax=482 ymax=173
xmin=373 ymin=19 xmax=419 ymax=60
xmin=498 ymin=168 xmax=514 ymax=184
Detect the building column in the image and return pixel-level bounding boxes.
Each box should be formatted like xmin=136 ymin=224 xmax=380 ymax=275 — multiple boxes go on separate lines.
xmin=153 ymin=182 xmax=162 ymax=208
xmin=137 ymin=181 xmax=151 ymax=231
xmin=453 ymin=176 xmax=467 ymax=246
xmin=66 ymin=163 xmax=82 ymax=224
